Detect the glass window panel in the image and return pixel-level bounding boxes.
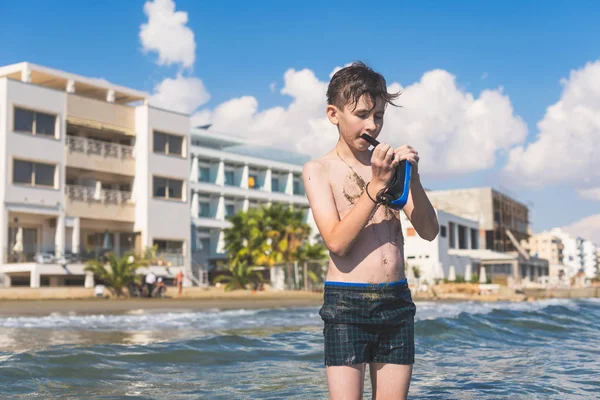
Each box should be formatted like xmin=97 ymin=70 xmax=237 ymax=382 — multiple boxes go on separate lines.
xmin=168 ymin=135 xmax=183 ymax=156
xmin=34 ymin=163 xmax=55 ymax=187
xmin=153 ymin=132 xmax=167 ymax=153
xmin=225 ymin=204 xmax=235 ymax=217
xmin=13 ymin=160 xmax=33 ymax=184
xmin=225 ymin=171 xmax=235 ymax=186
xmin=199 ymin=167 xmax=210 ymax=182
xmin=153 ymin=177 xmax=167 ymax=197
xmin=168 ymin=179 xmax=183 ymax=199
xmin=271 ymin=178 xmax=279 ymax=192
xmin=35 ymin=112 xmax=56 ymax=136
xmin=14 ymin=108 xmax=34 ymax=133
xmin=199 ymin=202 xmax=211 ymax=217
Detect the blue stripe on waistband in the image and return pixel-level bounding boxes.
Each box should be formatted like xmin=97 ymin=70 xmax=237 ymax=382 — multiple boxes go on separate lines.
xmin=324 ymin=278 xmax=407 ymax=288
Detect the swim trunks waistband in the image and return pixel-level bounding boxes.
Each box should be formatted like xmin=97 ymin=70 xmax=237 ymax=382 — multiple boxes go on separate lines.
xmin=324 ymin=278 xmax=407 ymax=288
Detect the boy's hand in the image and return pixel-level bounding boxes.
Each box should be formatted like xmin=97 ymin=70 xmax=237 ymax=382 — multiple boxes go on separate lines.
xmin=393 ymin=145 xmax=419 ymax=178
xmin=370 ymin=142 xmax=400 ymax=190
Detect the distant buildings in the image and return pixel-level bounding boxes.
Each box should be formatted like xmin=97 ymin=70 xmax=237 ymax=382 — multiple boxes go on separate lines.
xmin=403 ymin=187 xmax=548 ymax=285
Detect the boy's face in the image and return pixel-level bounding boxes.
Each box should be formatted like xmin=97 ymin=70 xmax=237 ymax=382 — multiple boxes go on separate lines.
xmin=327 ymin=94 xmax=386 ymax=151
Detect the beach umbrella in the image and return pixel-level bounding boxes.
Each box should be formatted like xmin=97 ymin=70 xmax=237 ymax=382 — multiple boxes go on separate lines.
xmin=448 ymin=265 xmax=456 ymax=281
xmin=479 ymin=266 xmax=487 ymax=283
xmin=465 ymin=264 xmax=472 ymax=282
xmin=13 ymin=227 xmax=24 ymax=254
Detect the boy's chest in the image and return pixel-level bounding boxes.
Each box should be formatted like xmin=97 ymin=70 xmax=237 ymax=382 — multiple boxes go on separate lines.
xmin=328 ymin=164 xmax=372 ymax=214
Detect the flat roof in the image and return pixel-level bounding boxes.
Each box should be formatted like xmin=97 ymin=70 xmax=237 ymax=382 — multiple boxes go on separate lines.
xmin=449 ymin=248 xmax=517 ymax=261
xmin=0 ymin=62 xmax=148 ymax=104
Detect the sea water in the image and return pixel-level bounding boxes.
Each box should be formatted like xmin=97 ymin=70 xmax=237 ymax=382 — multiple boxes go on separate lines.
xmin=0 ymin=298 xmax=598 ymax=399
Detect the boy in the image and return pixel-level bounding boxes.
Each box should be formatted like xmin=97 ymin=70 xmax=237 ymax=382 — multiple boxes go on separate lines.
xmin=302 ymin=62 xmax=439 ymax=400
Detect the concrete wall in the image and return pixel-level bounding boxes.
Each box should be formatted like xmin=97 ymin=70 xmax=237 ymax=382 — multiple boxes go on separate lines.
xmin=402 ymin=209 xmax=479 ymax=283
xmin=3 ymin=79 xmax=66 ymax=208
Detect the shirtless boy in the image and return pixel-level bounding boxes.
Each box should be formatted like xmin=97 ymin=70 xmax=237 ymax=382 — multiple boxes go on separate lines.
xmin=302 ymin=62 xmax=439 ymax=400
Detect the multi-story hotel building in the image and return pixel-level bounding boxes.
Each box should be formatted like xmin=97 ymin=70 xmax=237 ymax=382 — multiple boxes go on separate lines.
xmin=188 ymin=127 xmax=314 ymax=273
xmin=0 ymin=62 xmax=316 ymax=288
xmin=0 ymin=62 xmax=191 ymax=287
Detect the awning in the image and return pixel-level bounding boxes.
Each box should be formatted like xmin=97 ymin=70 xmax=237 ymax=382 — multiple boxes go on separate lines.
xmin=66 ymin=116 xmax=136 ymax=136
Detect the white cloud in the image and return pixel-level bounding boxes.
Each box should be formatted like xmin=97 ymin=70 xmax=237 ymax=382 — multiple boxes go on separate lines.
xmin=150 ymin=74 xmax=210 ymax=114
xmin=577 ymin=188 xmax=600 ymax=201
xmin=195 ymin=68 xmax=338 ymax=157
xmin=504 ymin=60 xmax=600 ymax=191
xmin=380 ymin=70 xmax=527 ymax=176
xmin=563 ymin=213 xmax=600 ymax=245
xmin=192 ymin=68 xmax=527 ymax=175
xmin=140 ymin=0 xmax=196 ymax=69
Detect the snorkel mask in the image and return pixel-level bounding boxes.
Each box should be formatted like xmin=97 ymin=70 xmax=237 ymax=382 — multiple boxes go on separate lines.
xmin=360 ymin=133 xmax=412 ymax=210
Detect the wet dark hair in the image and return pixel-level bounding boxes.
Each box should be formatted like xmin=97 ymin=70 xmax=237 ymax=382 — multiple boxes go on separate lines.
xmin=326 ymin=61 xmax=401 ymax=112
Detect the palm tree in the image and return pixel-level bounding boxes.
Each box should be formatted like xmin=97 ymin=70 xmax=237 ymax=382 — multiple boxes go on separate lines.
xmin=84 ymin=253 xmax=146 ymax=297
xmin=213 ymin=259 xmax=264 ymax=292
xmin=296 ymin=242 xmax=328 ymax=290
xmin=265 ymin=204 xmax=311 ymax=289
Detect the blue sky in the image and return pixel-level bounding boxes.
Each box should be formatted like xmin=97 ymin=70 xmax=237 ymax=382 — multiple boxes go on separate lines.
xmin=1 ymin=0 xmax=599 ymax=241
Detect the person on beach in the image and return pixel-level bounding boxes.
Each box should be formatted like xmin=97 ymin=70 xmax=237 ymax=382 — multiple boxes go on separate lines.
xmin=175 ymin=270 xmax=184 ymax=296
xmin=302 ymin=62 xmax=439 ymax=399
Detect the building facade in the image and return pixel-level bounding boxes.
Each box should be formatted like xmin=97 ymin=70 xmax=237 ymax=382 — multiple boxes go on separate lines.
xmin=550 ymin=228 xmax=584 ymax=278
xmin=427 ymin=187 xmax=529 ymax=253
xmin=521 ymin=231 xmax=564 ymax=265
xmin=0 ymin=62 xmax=191 ymax=287
xmin=188 ymin=127 xmax=315 ymax=274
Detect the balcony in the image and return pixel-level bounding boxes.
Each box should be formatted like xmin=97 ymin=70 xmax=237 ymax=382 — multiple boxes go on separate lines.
xmin=65 ymin=185 xmax=135 ymax=222
xmin=66 ymin=136 xmax=135 ymax=176
xmin=67 ymin=94 xmax=135 ymax=135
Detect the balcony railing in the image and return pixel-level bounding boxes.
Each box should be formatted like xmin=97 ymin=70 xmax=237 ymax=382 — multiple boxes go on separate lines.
xmin=66 ymin=135 xmax=134 ymax=160
xmin=66 ymin=185 xmax=133 ymax=205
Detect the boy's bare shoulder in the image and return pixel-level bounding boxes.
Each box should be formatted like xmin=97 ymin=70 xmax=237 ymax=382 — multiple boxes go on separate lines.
xmin=302 ymin=151 xmax=337 ymax=182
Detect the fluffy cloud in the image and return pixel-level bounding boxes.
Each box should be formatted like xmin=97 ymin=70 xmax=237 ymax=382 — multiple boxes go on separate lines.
xmin=504 ymin=60 xmax=600 ymax=193
xmin=150 ymin=75 xmax=210 ymax=114
xmin=194 ymin=68 xmax=338 ymax=157
xmin=196 ymin=68 xmax=527 ymax=177
xmin=563 ymin=213 xmax=600 ymax=245
xmin=139 ymin=0 xmax=196 ymax=68
xmin=380 ymin=70 xmax=527 ymax=176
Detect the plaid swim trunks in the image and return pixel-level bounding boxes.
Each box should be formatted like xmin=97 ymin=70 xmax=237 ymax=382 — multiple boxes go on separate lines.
xmin=319 ymin=279 xmax=416 ymax=366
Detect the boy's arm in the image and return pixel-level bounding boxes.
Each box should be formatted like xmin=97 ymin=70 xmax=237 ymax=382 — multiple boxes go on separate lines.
xmin=402 ymin=173 xmax=439 ymax=241
xmin=302 ymin=160 xmax=384 ymax=257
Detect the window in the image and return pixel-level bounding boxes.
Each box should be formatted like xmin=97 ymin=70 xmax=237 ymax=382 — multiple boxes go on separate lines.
xmin=13 ymin=159 xmax=56 ymax=188
xmin=14 ymin=107 xmax=57 ymax=137
xmin=199 ymin=167 xmax=210 ymax=182
xmin=293 ymin=180 xmax=301 ymax=195
xmin=199 ymin=202 xmax=211 ymax=217
xmin=440 ymin=225 xmax=447 ymax=238
xmin=225 ymin=170 xmax=235 ymax=186
xmin=153 ymin=176 xmax=183 ymax=200
xmin=248 ymin=174 xmax=258 ymax=189
xmin=458 ymin=225 xmax=467 ymax=249
xmin=199 ymin=238 xmax=210 ymax=252
xmin=153 ymin=131 xmax=184 ymax=157
xmin=271 ymin=178 xmax=280 ymax=192
xmin=470 ymin=228 xmax=479 ymax=249
xmin=225 ymin=204 xmax=235 ymax=217
xmin=407 ymin=228 xmax=417 ymax=236
xmin=153 ymin=239 xmax=183 ymax=253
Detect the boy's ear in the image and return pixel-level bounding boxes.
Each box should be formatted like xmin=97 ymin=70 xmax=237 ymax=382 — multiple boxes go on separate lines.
xmin=326 ymin=104 xmax=340 ymax=125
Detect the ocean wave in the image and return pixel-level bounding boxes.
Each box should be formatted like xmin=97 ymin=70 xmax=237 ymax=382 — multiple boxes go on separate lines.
xmin=0 ymin=298 xmax=597 ymax=333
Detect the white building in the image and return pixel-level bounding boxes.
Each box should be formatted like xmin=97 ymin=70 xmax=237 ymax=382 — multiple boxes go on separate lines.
xmin=0 ymin=62 xmax=191 ymax=287
xmin=582 ymin=240 xmax=598 ymax=279
xmin=402 ymin=208 xmax=548 ymax=285
xmin=188 ymin=127 xmax=316 ymax=273
xmin=550 ymin=228 xmax=584 ymax=278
